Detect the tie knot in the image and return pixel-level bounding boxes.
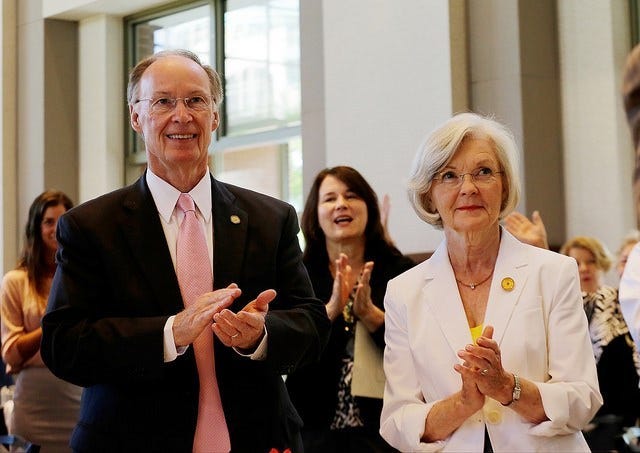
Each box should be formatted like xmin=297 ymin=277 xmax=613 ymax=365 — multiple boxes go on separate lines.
xmin=177 ymin=193 xmax=196 ymax=214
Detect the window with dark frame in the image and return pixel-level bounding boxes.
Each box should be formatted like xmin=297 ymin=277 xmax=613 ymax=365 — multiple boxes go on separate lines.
xmin=125 ymin=0 xmax=303 ymax=211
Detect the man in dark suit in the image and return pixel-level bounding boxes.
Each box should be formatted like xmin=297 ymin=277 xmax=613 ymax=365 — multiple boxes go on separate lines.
xmin=41 ymin=49 xmax=330 ymax=453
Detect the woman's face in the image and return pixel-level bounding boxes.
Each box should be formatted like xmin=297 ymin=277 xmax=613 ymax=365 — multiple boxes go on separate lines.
xmin=317 ymin=175 xmax=368 ymax=244
xmin=567 ymin=247 xmax=601 ymax=293
xmin=41 ymin=204 xmax=67 ymax=254
xmin=429 ymin=138 xmax=504 ymax=235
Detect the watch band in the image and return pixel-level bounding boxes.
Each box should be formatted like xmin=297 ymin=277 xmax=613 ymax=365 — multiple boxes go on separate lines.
xmin=502 ymin=373 xmax=521 ymax=406
xmin=512 ymin=373 xmax=521 ymax=402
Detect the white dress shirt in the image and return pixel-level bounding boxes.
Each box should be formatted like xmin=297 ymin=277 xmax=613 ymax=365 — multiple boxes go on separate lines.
xmin=145 ymin=169 xmax=266 ymax=362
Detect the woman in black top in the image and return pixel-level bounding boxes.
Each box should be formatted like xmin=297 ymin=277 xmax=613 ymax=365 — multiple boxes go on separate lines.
xmin=286 ymin=166 xmax=415 ymax=453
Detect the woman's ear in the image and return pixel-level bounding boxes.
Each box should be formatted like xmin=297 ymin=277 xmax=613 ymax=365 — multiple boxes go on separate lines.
xmin=422 ymin=193 xmax=436 ymax=214
xmin=501 ymin=186 xmax=508 ymax=211
xmin=211 ymin=110 xmax=220 ymax=132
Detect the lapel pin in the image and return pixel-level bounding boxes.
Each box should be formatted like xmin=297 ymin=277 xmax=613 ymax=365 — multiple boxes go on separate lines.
xmin=501 ymin=277 xmax=515 ymax=291
xmin=230 ymin=215 xmax=241 ymax=224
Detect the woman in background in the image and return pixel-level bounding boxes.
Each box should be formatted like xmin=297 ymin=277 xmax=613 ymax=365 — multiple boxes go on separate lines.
xmin=616 ymin=230 xmax=640 ymax=278
xmin=286 ymin=166 xmax=414 ymax=452
xmin=560 ymin=236 xmax=640 ymax=451
xmin=1 ymin=190 xmax=82 ymax=452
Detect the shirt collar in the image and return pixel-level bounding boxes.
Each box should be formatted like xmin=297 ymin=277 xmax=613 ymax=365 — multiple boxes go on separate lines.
xmin=145 ymin=169 xmax=212 ymax=223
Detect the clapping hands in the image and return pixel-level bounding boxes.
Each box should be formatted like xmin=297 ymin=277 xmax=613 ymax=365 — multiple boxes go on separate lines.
xmin=504 ymin=210 xmax=549 ymax=249
xmin=454 ymin=325 xmax=514 ymax=407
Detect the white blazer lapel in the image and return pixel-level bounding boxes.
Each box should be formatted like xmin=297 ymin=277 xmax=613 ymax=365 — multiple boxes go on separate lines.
xmin=424 ymin=240 xmax=475 ymax=354
xmin=485 ymin=229 xmax=530 ymax=347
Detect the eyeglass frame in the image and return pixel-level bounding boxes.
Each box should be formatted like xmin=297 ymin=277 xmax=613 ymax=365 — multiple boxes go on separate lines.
xmin=134 ymin=95 xmax=216 ymax=115
xmin=432 ymin=167 xmax=504 ymax=188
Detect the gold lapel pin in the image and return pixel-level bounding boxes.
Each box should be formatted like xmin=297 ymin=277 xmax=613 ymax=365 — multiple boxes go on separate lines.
xmin=230 ymin=215 xmax=241 ymax=224
xmin=501 ymin=277 xmax=515 ymax=291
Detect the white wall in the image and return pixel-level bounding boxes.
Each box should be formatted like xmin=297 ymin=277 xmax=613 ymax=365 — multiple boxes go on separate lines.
xmin=558 ymin=1 xmax=635 ymax=282
xmin=78 ymin=14 xmax=124 ymax=202
xmin=317 ymin=0 xmax=456 ymax=253
xmin=18 ymin=0 xmax=46 ymax=232
xmin=1 ymin=0 xmax=18 ymax=273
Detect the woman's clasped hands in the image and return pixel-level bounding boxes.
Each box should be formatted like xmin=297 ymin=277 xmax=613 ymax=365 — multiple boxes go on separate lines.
xmin=351 ymin=261 xmax=374 ymax=319
xmin=325 ymin=253 xmax=375 ymax=322
xmin=325 ymin=253 xmax=353 ymax=321
xmin=454 ymin=325 xmax=515 ymax=409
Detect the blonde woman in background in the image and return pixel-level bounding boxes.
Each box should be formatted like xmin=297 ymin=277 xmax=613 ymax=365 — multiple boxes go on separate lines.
xmin=1 ymin=190 xmax=82 ymax=452
xmin=560 ymin=236 xmax=640 ymax=451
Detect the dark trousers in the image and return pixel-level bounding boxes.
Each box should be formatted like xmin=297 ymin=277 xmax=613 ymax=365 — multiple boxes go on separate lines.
xmin=301 ymin=426 xmax=397 ymax=453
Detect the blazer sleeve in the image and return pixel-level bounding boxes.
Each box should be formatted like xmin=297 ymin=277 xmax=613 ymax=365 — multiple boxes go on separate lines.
xmin=379 ymin=275 xmax=443 ymax=452
xmin=529 ymin=257 xmax=602 ymax=436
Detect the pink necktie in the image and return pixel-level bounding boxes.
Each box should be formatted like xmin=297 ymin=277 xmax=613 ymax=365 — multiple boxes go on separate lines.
xmin=176 ymin=193 xmax=231 ymax=453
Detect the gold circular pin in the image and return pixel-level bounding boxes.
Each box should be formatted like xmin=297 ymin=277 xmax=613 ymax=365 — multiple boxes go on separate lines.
xmin=501 ymin=277 xmax=515 ymax=291
xmin=230 ymin=215 xmax=241 ymax=224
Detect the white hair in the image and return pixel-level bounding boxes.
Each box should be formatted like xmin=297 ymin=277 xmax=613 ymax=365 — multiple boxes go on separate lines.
xmin=407 ymin=112 xmax=521 ymax=228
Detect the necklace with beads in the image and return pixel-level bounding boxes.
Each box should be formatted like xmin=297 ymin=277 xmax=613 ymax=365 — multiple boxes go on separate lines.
xmin=455 ymin=271 xmax=494 ymax=290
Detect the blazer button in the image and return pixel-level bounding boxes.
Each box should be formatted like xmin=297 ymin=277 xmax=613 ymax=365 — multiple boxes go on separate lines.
xmin=486 ymin=408 xmax=502 ymax=425
xmin=484 ymin=399 xmax=503 ymax=425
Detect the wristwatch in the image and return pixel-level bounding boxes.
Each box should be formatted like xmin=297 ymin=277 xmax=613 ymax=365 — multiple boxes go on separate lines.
xmin=512 ymin=374 xmax=521 ymax=402
xmin=503 ymin=373 xmax=521 ymax=406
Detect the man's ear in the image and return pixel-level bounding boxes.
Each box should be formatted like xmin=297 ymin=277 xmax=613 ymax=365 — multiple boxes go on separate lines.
xmin=130 ymin=104 xmax=142 ymax=133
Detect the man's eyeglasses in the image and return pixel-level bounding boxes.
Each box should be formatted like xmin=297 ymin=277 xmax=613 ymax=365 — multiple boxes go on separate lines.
xmin=135 ymin=95 xmax=214 ymax=115
xmin=433 ymin=167 xmax=503 ymax=188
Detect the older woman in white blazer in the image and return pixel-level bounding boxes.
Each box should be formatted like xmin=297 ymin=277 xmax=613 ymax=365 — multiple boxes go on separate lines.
xmin=380 ymin=113 xmax=602 ymax=452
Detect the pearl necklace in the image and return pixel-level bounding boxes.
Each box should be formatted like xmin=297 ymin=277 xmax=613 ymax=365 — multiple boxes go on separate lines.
xmin=455 ymin=271 xmax=494 ymax=290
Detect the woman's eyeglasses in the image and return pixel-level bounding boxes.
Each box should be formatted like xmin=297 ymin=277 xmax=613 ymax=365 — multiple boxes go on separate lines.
xmin=433 ymin=167 xmax=503 ymax=189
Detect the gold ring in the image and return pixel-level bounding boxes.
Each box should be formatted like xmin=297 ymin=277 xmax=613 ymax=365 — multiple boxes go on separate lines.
xmin=231 ymin=334 xmax=239 ymax=339
xmin=481 ymin=368 xmax=489 ymax=376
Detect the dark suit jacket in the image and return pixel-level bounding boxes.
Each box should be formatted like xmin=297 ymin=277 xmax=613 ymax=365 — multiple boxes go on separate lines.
xmin=41 ymin=174 xmax=330 ymax=453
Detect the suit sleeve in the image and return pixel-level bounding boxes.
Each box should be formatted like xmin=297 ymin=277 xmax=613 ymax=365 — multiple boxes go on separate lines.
xmin=41 ymin=212 xmax=169 ymax=387
xmin=263 ymin=205 xmax=331 ymax=374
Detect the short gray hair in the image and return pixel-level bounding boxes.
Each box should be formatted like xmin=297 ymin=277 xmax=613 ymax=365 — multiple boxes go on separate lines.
xmin=127 ymin=49 xmax=223 ymax=109
xmin=408 ymin=112 xmax=521 ymax=228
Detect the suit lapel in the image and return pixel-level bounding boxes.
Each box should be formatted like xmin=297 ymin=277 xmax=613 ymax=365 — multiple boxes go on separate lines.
xmin=484 ymin=229 xmax=529 ymax=346
xmin=211 ymin=178 xmax=248 ymax=289
xmin=121 ymin=176 xmax=183 ymax=314
xmin=424 ymin=241 xmax=474 ymax=354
